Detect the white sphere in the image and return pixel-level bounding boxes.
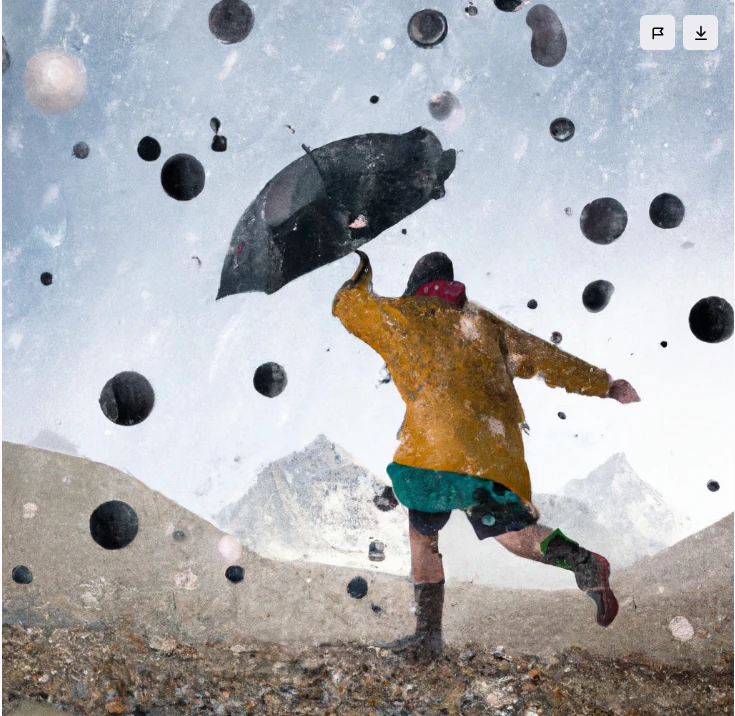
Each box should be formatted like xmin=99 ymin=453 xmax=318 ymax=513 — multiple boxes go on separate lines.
xmin=24 ymin=51 xmax=87 ymax=114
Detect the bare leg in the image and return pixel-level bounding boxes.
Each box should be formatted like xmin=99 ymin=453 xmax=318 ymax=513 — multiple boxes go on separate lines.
xmin=495 ymin=523 xmax=619 ymax=627
xmin=381 ymin=523 xmax=445 ymax=663
xmin=409 ymin=523 xmax=445 ymax=583
xmin=494 ymin=523 xmax=554 ymax=562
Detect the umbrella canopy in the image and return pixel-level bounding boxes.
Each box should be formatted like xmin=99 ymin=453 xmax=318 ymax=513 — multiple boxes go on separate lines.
xmin=216 ymin=127 xmax=456 ymax=298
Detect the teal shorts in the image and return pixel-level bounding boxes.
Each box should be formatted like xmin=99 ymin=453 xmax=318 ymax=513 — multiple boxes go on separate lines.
xmin=386 ymin=462 xmax=538 ymax=539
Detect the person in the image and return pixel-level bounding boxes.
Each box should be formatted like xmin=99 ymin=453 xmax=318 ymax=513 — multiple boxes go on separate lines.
xmin=332 ymin=250 xmax=641 ymax=663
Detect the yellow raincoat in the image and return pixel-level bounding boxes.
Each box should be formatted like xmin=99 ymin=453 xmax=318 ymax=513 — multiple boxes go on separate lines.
xmin=332 ymin=254 xmax=612 ymax=505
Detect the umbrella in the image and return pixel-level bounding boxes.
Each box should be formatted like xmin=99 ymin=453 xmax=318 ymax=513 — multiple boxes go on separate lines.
xmin=216 ymin=127 xmax=456 ymax=298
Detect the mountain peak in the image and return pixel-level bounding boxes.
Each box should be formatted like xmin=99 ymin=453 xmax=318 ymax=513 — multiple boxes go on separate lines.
xmin=562 ymin=453 xmax=692 ymax=545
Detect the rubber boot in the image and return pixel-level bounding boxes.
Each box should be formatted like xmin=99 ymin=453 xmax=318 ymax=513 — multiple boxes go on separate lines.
xmin=541 ymin=529 xmax=619 ymax=627
xmin=381 ymin=582 xmax=444 ymax=663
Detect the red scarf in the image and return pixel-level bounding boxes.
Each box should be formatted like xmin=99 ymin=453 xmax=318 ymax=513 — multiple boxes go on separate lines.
xmin=414 ymin=280 xmax=467 ymax=306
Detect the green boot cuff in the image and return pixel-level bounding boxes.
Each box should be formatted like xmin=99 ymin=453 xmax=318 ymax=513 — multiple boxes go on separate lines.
xmin=540 ymin=528 xmax=579 ymax=572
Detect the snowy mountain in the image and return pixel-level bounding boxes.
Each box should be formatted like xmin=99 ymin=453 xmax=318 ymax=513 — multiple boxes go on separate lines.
xmin=213 ymin=435 xmax=410 ymax=574
xmin=561 ymin=453 xmax=694 ymax=549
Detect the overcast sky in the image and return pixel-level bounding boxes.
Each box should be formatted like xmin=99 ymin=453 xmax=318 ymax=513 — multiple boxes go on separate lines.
xmin=3 ymin=0 xmax=733 ymax=537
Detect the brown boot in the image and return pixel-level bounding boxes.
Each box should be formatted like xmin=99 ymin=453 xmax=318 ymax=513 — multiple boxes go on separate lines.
xmin=542 ymin=530 xmax=619 ymax=627
xmin=381 ymin=582 xmax=444 ymax=663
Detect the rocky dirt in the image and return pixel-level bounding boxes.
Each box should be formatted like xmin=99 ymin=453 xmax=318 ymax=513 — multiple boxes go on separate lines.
xmin=3 ymin=624 xmax=732 ymax=715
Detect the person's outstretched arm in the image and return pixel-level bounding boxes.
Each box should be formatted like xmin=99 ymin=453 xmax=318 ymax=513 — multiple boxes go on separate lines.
xmin=497 ymin=316 xmax=640 ymax=403
xmin=332 ymin=251 xmax=408 ymax=354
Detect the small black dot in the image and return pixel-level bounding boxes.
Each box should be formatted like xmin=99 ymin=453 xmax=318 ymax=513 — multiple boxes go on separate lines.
xmin=660 ymin=341 xmax=668 ymax=348
xmin=89 ymin=500 xmax=139 ymax=550
xmin=72 ymin=142 xmax=89 ymax=159
xmin=347 ymin=576 xmax=368 ymax=599
xmin=707 ymin=480 xmax=720 ymax=492
xmin=550 ymin=331 xmax=562 ymax=344
xmin=12 ymin=566 xmax=33 ymax=585
xmin=212 ymin=135 xmax=228 ymax=152
xmin=527 ymin=299 xmax=538 ymax=310
xmin=401 ymin=228 xmax=407 ymax=235
xmin=371 ymin=603 xmax=384 ymax=615
xmin=407 ymin=9 xmax=448 ymax=48
xmin=225 ymin=565 xmax=244 ymax=582
xmin=564 ymin=207 xmax=573 ymax=216
xmin=210 ymin=117 xmax=221 ymax=134
xmin=137 ymin=136 xmax=161 ymax=162
xmin=99 ymin=371 xmax=155 ymax=426
xmin=209 ymin=0 xmax=254 ymax=44
xmin=558 ymin=412 xmax=566 ymax=419
xmin=370 ymin=95 xmax=379 ymax=104
xmin=580 ymin=198 xmax=628 ymax=245
xmin=465 ymin=5 xmax=478 ymax=16
xmin=689 ymin=297 xmax=734 ymax=343
xmin=40 ymin=272 xmax=53 ymax=286
xmin=550 ymin=117 xmax=575 ymax=142
xmin=173 ymin=530 xmax=186 ymax=541
xmin=161 ymin=154 xmax=206 ymax=201
xmin=253 ymin=362 xmax=288 ymax=398
xmin=649 ymin=193 xmax=685 ymax=229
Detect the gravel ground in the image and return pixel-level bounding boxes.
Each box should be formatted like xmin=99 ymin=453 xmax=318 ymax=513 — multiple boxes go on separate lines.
xmin=2 ymin=624 xmax=733 ymax=715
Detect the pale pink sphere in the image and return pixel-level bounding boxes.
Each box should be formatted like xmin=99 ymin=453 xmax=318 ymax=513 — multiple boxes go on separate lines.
xmin=25 ymin=51 xmax=86 ymax=114
xmin=218 ymin=534 xmax=242 ymax=562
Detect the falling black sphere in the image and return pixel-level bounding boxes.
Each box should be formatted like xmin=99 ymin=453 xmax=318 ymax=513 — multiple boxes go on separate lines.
xmin=225 ymin=565 xmax=245 ymax=583
xmin=428 ymin=91 xmax=459 ymax=121
xmin=253 ymin=362 xmax=288 ymax=398
xmin=40 ymin=272 xmax=53 ymax=286
xmin=582 ymin=280 xmax=615 ymax=313
xmin=558 ymin=412 xmax=566 ymax=420
xmin=99 ymin=371 xmax=155 ymax=426
xmin=494 ymin=0 xmax=522 ymax=10
xmin=649 ymin=193 xmax=685 ymax=229
xmin=526 ymin=5 xmax=567 ymax=67
xmin=161 ymin=154 xmax=206 ymax=201
xmin=370 ymin=95 xmax=379 ymax=104
xmin=209 ymin=0 xmax=254 ymax=44
xmin=527 ymin=299 xmax=538 ymax=309
xmin=465 ymin=5 xmax=478 ymax=16
xmin=89 ymin=500 xmax=139 ymax=550
xmin=550 ymin=117 xmax=575 ymax=142
xmin=580 ymin=198 xmax=628 ymax=245
xmin=137 ymin=136 xmax=161 ymax=162
xmin=212 ymin=135 xmax=228 ymax=152
xmin=72 ymin=142 xmax=89 ymax=159
xmin=401 ymin=228 xmax=408 ymax=235
xmin=660 ymin=341 xmax=668 ymax=348
xmin=173 ymin=530 xmax=186 ymax=541
xmin=210 ymin=117 xmax=221 ymax=134
xmin=407 ymin=9 xmax=448 ymax=48
xmin=550 ymin=331 xmax=562 ymax=344
xmin=347 ymin=576 xmax=368 ymax=599
xmin=373 ymin=486 xmax=399 ymax=512
xmin=688 ymin=297 xmax=734 ymax=343
xmin=12 ymin=566 xmax=33 ymax=585
xmin=707 ymin=480 xmax=720 ymax=492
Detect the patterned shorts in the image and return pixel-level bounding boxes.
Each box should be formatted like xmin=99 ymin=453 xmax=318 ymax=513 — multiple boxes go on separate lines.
xmin=387 ymin=462 xmax=539 ymax=540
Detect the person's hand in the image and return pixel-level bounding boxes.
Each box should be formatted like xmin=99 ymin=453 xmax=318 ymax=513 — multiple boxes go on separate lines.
xmin=607 ymin=378 xmax=640 ymax=404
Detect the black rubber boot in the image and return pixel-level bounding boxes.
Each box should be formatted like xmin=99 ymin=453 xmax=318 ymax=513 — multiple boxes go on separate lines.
xmin=380 ymin=582 xmax=444 ymax=663
xmin=541 ymin=529 xmax=619 ymax=627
